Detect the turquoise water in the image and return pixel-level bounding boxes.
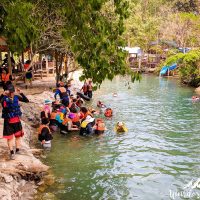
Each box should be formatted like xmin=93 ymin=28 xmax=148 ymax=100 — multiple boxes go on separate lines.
xmin=41 ymin=75 xmax=200 ymax=200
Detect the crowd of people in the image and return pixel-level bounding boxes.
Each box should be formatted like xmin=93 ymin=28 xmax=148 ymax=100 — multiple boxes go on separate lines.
xmin=38 ymin=80 xmax=110 ymax=149
xmin=0 ymin=75 xmax=128 ymax=159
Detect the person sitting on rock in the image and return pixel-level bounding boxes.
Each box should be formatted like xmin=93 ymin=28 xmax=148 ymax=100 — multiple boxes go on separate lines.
xmin=1 ymin=85 xmax=29 ymax=159
xmin=38 ymin=118 xmax=53 ymax=149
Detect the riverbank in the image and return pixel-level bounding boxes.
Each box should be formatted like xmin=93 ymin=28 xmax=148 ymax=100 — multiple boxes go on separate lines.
xmin=0 ymin=72 xmax=83 ymax=200
xmin=0 ymin=92 xmax=52 ymax=200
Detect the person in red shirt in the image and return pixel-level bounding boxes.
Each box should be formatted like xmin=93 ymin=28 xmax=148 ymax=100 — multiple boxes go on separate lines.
xmin=24 ymin=60 xmax=33 ymax=88
xmin=81 ymin=81 xmax=88 ymax=96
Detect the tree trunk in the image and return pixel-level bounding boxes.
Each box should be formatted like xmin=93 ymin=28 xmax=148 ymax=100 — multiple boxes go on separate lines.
xmin=7 ymin=50 xmax=12 ymax=75
xmin=58 ymin=53 xmax=64 ymax=80
xmin=55 ymin=50 xmax=59 ymax=85
xmin=0 ymin=50 xmax=2 ymax=65
xmin=64 ymin=54 xmax=70 ymax=79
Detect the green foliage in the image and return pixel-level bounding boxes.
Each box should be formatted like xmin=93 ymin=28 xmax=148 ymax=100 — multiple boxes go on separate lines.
xmin=1 ymin=0 xmax=140 ymax=86
xmin=2 ymin=0 xmax=40 ymax=53
xmin=164 ymin=49 xmax=200 ymax=86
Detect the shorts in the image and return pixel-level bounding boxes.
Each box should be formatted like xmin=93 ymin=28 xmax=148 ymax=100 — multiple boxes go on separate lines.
xmin=3 ymin=119 xmax=24 ymax=139
xmin=43 ymin=141 xmax=51 ymax=149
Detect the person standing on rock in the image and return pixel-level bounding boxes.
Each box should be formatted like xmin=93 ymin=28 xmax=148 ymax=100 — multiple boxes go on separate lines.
xmin=1 ymin=85 xmax=29 ymax=159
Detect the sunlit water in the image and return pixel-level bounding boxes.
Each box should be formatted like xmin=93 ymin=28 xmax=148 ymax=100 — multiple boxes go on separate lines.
xmin=40 ymin=75 xmax=200 ymax=200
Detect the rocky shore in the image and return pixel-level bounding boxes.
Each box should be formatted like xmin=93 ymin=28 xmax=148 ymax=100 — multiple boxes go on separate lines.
xmin=0 ymin=72 xmax=83 ymax=200
xmin=0 ymin=91 xmax=55 ymax=200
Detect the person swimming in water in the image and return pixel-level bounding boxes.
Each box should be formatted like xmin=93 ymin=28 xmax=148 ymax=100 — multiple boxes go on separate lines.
xmin=113 ymin=93 xmax=118 ymax=97
xmin=97 ymin=101 xmax=106 ymax=108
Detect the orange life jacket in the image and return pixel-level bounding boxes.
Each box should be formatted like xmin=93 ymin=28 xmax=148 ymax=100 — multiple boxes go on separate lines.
xmin=62 ymin=117 xmax=71 ymax=125
xmin=38 ymin=125 xmax=51 ymax=135
xmin=58 ymin=87 xmax=67 ymax=93
xmin=82 ymin=84 xmax=88 ymax=93
xmin=83 ymin=111 xmax=93 ymax=119
xmin=50 ymin=112 xmax=57 ymax=120
xmin=72 ymin=113 xmax=80 ymax=123
xmin=1 ymin=73 xmax=10 ymax=83
xmin=88 ymin=84 xmax=92 ymax=91
xmin=96 ymin=119 xmax=105 ymax=131
xmin=104 ymin=109 xmax=113 ymax=117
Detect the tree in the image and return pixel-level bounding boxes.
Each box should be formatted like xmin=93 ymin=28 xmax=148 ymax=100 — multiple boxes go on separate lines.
xmin=1 ymin=0 xmax=141 ymax=86
xmin=164 ymin=49 xmax=200 ymax=86
xmin=159 ymin=12 xmax=200 ymax=48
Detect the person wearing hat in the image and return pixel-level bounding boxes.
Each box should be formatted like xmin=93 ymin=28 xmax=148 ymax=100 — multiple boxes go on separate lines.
xmin=54 ymin=81 xmax=70 ymax=107
xmin=1 ymin=85 xmax=29 ymax=159
xmin=79 ymin=115 xmax=95 ymax=136
xmin=40 ymin=99 xmax=52 ymax=122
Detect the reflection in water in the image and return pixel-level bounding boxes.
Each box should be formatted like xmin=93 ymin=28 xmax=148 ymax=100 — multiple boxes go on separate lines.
xmin=40 ymin=75 xmax=200 ymax=200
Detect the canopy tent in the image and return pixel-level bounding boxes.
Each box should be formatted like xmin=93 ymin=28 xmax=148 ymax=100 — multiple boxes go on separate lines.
xmin=149 ymin=40 xmax=178 ymax=48
xmin=122 ymin=47 xmax=142 ymax=56
xmin=178 ymin=47 xmax=191 ymax=53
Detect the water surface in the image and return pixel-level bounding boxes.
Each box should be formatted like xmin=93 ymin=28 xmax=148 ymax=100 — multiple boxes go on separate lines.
xmin=40 ymin=75 xmax=200 ymax=200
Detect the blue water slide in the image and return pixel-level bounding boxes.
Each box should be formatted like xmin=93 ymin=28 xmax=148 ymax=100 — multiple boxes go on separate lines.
xmin=160 ymin=64 xmax=177 ymax=75
xmin=169 ymin=63 xmax=177 ymax=71
xmin=160 ymin=66 xmax=168 ymax=75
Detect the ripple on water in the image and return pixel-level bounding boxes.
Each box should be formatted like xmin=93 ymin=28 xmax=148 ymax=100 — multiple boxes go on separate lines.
xmin=40 ymin=75 xmax=200 ymax=200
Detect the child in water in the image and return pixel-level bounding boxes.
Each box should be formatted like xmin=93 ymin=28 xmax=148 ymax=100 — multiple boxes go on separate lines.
xmin=97 ymin=101 xmax=106 ymax=108
xmin=113 ymin=93 xmax=118 ymax=97
xmin=115 ymin=121 xmax=128 ymax=133
xmin=38 ymin=119 xmax=53 ymax=149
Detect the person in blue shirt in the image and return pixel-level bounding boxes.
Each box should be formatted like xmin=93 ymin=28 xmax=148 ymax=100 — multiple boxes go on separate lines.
xmin=54 ymin=82 xmax=69 ymax=107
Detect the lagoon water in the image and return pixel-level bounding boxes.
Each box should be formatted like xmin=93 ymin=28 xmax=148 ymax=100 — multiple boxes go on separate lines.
xmin=40 ymin=75 xmax=200 ymax=200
